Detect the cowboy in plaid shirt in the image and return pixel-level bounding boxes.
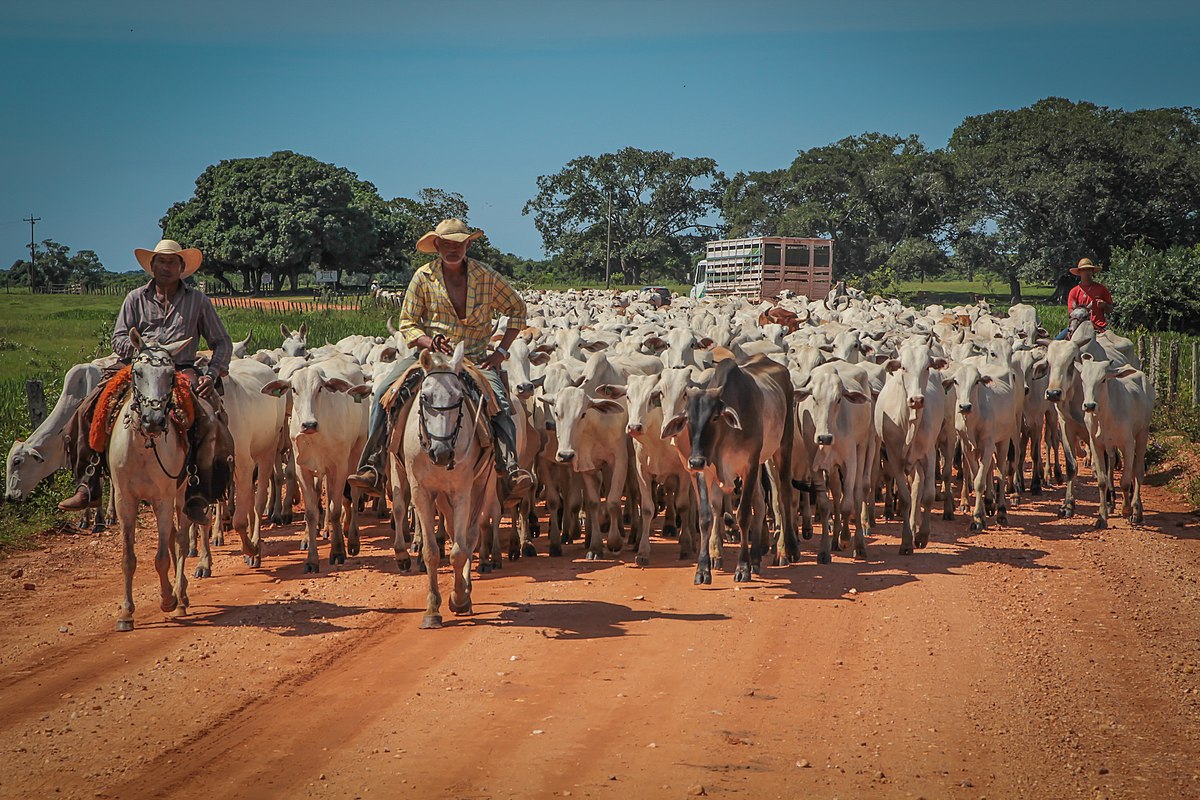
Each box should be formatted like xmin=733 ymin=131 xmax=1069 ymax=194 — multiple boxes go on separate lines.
xmin=349 ymin=219 xmax=533 ymax=497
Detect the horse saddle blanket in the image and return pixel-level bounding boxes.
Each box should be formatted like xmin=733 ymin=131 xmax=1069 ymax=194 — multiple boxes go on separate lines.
xmin=88 ymin=366 xmax=196 ymax=452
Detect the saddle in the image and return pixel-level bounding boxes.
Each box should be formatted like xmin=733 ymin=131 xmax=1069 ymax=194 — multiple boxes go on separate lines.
xmin=88 ymin=365 xmax=196 ymax=452
xmin=380 ymin=358 xmax=500 ymax=462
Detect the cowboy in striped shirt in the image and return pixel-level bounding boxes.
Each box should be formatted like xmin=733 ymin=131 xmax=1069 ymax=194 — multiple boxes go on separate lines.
xmin=349 ymin=219 xmax=533 ymax=497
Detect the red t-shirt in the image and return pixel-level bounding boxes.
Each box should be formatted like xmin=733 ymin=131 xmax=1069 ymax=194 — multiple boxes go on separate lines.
xmin=1068 ymin=283 xmax=1113 ymax=331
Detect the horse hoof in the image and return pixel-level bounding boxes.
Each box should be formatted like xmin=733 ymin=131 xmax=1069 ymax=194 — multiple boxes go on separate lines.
xmin=348 ymin=542 xmax=360 ymax=557
xmin=522 ymin=543 xmax=537 ymax=558
xmin=548 ymin=544 xmax=563 ymax=557
xmin=194 ymin=566 xmax=211 ymax=578
xmin=420 ymin=614 xmax=443 ymax=630
xmin=160 ymin=597 xmax=178 ymax=613
xmin=817 ymin=552 xmax=832 ymax=565
xmin=1094 ymin=518 xmax=1107 ymax=530
xmin=448 ymin=596 xmax=472 ymax=615
xmin=479 ymin=563 xmax=493 ymax=575
xmin=801 ymin=526 xmax=813 ymax=540
xmin=304 ymin=561 xmax=320 ymax=574
xmin=115 ymin=619 xmax=134 ymax=632
xmin=635 ymin=555 xmax=649 ymax=566
xmin=172 ymin=605 xmax=188 ymax=619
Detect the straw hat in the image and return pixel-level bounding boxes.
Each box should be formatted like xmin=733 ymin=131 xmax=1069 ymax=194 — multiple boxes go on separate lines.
xmin=1069 ymin=257 xmax=1101 ymax=277
xmin=134 ymin=239 xmax=203 ymax=278
xmin=416 ymin=218 xmax=485 ymax=254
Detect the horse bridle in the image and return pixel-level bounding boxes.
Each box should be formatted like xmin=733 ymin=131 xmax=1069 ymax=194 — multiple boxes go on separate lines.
xmin=418 ymin=369 xmax=467 ymax=470
xmin=128 ymin=345 xmax=191 ymax=482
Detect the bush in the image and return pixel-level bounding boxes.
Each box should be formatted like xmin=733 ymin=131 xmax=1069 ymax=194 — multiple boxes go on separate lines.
xmin=1107 ymin=243 xmax=1200 ymax=334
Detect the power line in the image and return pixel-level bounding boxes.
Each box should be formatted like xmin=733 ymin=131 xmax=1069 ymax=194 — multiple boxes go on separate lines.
xmin=23 ymin=214 xmax=40 ymax=291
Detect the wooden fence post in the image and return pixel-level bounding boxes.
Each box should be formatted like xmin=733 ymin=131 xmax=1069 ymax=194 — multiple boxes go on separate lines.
xmin=1168 ymin=340 xmax=1180 ymax=399
xmin=1148 ymin=337 xmax=1159 ymax=391
xmin=26 ymin=380 xmax=46 ymax=430
xmin=1137 ymin=334 xmax=1147 ymax=367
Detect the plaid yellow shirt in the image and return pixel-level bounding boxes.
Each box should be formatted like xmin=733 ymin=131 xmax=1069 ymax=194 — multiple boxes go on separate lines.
xmin=397 ymin=258 xmax=527 ymax=363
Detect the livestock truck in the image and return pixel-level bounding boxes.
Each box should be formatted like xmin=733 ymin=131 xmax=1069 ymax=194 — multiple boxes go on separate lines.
xmin=690 ymin=236 xmax=834 ymax=301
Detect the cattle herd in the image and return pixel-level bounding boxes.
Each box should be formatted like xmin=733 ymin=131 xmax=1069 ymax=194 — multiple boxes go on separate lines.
xmin=4 ymin=286 xmax=1156 ymax=628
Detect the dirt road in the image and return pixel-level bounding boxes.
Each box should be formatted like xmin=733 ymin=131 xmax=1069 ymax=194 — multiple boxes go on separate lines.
xmin=1 ymin=474 xmax=1198 ymax=800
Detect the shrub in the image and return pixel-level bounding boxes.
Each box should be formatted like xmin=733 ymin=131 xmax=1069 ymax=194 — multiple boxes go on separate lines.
xmin=1107 ymin=243 xmax=1200 ymax=334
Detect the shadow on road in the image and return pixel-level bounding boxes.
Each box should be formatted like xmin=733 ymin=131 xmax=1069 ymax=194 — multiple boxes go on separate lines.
xmin=461 ymin=598 xmax=729 ymax=640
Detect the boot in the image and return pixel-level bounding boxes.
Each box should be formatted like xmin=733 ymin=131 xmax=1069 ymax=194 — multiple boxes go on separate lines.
xmin=348 ymin=414 xmax=389 ymax=491
xmin=491 ymin=414 xmax=533 ymax=499
xmin=59 ymin=383 xmax=106 ymax=511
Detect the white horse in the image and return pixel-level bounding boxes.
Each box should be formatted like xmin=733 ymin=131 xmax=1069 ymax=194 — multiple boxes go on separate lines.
xmin=403 ymin=342 xmax=497 ymax=629
xmin=108 ymin=328 xmax=193 ymax=631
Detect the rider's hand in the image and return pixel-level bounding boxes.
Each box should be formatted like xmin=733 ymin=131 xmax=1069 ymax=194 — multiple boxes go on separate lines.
xmin=417 ymin=335 xmax=454 ymax=355
xmin=196 ymin=375 xmax=215 ymax=396
xmin=481 ymin=351 xmax=505 ymax=371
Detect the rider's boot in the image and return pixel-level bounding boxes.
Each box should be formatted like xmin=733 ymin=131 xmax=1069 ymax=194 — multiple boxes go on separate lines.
xmin=59 ymin=385 xmax=106 ymax=511
xmin=492 ymin=413 xmax=533 ymax=499
xmin=347 ymin=414 xmax=388 ymax=492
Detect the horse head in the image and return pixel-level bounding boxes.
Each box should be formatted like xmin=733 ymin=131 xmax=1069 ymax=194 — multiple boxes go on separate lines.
xmin=128 ymin=327 xmax=192 ymax=437
xmin=417 ymin=341 xmax=467 ymax=467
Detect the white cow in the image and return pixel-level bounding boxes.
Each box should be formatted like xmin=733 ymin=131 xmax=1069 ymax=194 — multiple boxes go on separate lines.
xmin=1078 ymin=356 xmax=1154 ymax=529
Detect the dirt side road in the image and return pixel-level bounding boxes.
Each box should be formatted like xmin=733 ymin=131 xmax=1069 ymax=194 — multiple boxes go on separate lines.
xmin=0 ymin=476 xmax=1197 ymax=800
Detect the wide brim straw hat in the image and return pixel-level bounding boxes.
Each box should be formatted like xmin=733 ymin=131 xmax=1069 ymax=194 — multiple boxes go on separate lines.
xmin=134 ymin=239 xmax=203 ymax=278
xmin=416 ymin=218 xmax=485 ymax=254
xmin=1069 ymin=257 xmax=1102 ymax=277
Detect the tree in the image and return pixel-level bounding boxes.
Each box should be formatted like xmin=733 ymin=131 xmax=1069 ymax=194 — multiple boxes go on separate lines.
xmin=4 ymin=240 xmax=103 ymax=289
xmin=524 ymin=147 xmax=726 ymax=285
xmin=161 ymin=151 xmax=389 ymax=293
xmin=723 ymin=133 xmax=953 ymax=282
xmin=947 ymin=97 xmax=1200 ymax=298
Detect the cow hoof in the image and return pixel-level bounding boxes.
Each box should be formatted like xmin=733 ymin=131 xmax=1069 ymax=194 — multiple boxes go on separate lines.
xmin=915 ymin=537 xmax=928 ymax=549
xmin=1131 ymin=511 xmax=1143 ymax=525
xmin=420 ymin=614 xmax=443 ymax=630
xmin=636 ymin=555 xmax=649 ymax=566
xmin=115 ymin=619 xmax=134 ymax=632
xmin=607 ymin=542 xmax=622 ymax=553
xmin=854 ymin=549 xmax=867 ymax=561
xmin=480 ymin=563 xmax=493 ymax=575
xmin=508 ymin=548 xmax=521 ymax=562
xmin=270 ymin=515 xmax=284 ymax=527
xmin=491 ymin=559 xmax=503 ymax=571
xmin=396 ymin=557 xmax=411 ymax=572
xmin=160 ymin=596 xmax=178 ymax=613
xmin=774 ymin=553 xmax=790 ymax=567
xmin=188 ymin=546 xmax=199 ymax=558
xmin=299 ymin=539 xmax=309 ymax=551
xmin=801 ymin=525 xmax=813 ymax=540
xmin=969 ymin=521 xmax=983 ymax=532
xmin=663 ymin=524 xmax=677 ymax=538
xmin=816 ymin=552 xmax=832 ymax=565
xmin=304 ymin=561 xmax=319 ymax=574
xmin=1031 ymin=484 xmax=1043 ymax=496
xmin=548 ymin=543 xmax=563 ymax=557
xmin=244 ymin=554 xmax=260 ymax=568
xmin=417 ymin=560 xmax=427 ymax=574
xmin=899 ymin=545 xmax=914 ymax=556
xmin=693 ymin=570 xmax=711 ymax=585
xmin=997 ymin=513 xmax=1008 ymax=527
xmin=585 ymin=550 xmax=600 ymax=561
xmin=348 ymin=542 xmax=360 ymax=557
xmin=942 ymin=511 xmax=954 ymax=521
xmin=1094 ymin=518 xmax=1107 ymax=530
xmin=329 ymin=553 xmax=346 ymax=566
xmin=213 ymin=532 xmax=225 ymax=547
xmin=194 ymin=565 xmax=211 ymax=578
xmin=523 ymin=543 xmax=537 ymax=558
xmin=172 ymin=605 xmax=189 ymax=619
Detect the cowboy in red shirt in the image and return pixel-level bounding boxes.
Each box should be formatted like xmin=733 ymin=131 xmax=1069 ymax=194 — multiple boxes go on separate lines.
xmin=1067 ymin=257 xmax=1113 ymax=332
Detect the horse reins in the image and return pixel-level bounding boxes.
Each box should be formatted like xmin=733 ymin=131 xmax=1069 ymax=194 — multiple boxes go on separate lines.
xmin=418 ymin=370 xmax=468 ymax=470
xmin=129 ymin=347 xmax=192 ymax=484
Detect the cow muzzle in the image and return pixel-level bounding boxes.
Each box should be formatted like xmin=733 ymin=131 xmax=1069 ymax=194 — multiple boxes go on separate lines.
xmin=626 ymin=423 xmax=644 ymax=436
xmin=907 ymin=396 xmax=924 ymax=410
xmin=300 ymin=420 xmax=319 ymax=433
xmin=958 ymin=403 xmax=973 ymax=414
xmin=516 ymin=383 xmax=534 ymax=398
xmin=816 ymin=434 xmax=834 ymax=446
xmin=1083 ymin=402 xmax=1097 ymax=413
xmin=556 ymin=451 xmax=575 ymax=464
xmin=1045 ymin=389 xmax=1062 ymax=402
xmin=688 ymin=456 xmax=707 ymax=471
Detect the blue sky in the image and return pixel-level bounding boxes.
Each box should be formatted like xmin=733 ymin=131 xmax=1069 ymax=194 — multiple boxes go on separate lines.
xmin=1 ymin=0 xmax=1197 ymax=272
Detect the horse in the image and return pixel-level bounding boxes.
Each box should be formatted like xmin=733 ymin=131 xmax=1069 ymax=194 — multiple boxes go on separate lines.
xmin=402 ymin=342 xmax=497 ymax=629
xmin=106 ymin=328 xmax=195 ymax=631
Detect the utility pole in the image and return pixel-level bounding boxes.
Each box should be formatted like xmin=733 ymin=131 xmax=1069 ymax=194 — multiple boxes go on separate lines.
xmin=23 ymin=213 xmax=40 ymax=292
xmin=604 ymin=191 xmax=612 ymax=290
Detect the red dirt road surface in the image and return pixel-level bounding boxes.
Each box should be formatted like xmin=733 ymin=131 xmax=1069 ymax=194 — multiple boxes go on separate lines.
xmin=1 ymin=476 xmax=1198 ymax=800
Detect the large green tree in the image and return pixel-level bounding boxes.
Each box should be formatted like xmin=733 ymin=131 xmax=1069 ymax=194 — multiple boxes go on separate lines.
xmin=161 ymin=151 xmax=396 ymax=293
xmin=947 ymin=97 xmax=1200 ymax=297
xmin=723 ymin=133 xmax=953 ymax=284
xmin=524 ymin=147 xmax=726 ymax=285
xmin=4 ymin=240 xmax=105 ymax=290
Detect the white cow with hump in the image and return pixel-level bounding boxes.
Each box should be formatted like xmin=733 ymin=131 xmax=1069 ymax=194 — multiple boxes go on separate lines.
xmin=262 ymin=354 xmax=370 ymax=572
xmin=1078 ymin=355 xmax=1154 ymax=529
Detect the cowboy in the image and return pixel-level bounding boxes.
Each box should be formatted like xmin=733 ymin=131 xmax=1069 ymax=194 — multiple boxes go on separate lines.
xmin=59 ymin=239 xmax=235 ymax=524
xmin=1056 ymin=257 xmax=1114 ymax=339
xmin=348 ymin=219 xmax=533 ymax=497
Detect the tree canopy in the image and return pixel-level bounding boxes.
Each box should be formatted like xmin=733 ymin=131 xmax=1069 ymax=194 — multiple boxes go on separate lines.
xmin=524 ymin=147 xmax=726 ymax=285
xmin=3 ymin=240 xmax=106 ymax=289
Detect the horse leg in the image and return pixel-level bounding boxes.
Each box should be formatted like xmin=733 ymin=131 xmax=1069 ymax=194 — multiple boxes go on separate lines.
xmin=115 ymin=491 xmax=138 ymax=631
xmin=170 ymin=502 xmax=190 ymax=616
xmin=193 ymin=520 xmax=214 ymax=578
xmin=413 ymin=492 xmax=442 ymax=629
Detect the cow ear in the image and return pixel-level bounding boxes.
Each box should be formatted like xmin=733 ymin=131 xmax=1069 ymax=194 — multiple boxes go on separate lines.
xmin=538 ymin=395 xmax=556 ymax=407
xmin=720 ymin=406 xmax=743 ymax=430
xmin=589 ymin=398 xmax=625 ymax=414
xmin=643 ymin=336 xmax=667 ymax=352
xmin=941 ymin=376 xmax=956 ymax=391
xmin=280 ymin=323 xmax=291 ymax=339
xmin=299 ymin=322 xmax=308 ymax=338
xmin=27 ymin=447 xmax=45 ymax=463
xmin=323 ymin=377 xmax=351 ymax=393
xmin=843 ymin=390 xmax=870 ymax=404
xmin=347 ymin=384 xmax=372 ymax=401
xmin=529 ymin=351 xmax=552 ymax=366
xmin=261 ymin=380 xmax=290 ymax=397
xmin=595 ymin=383 xmax=627 ymax=399
xmin=695 ymin=337 xmax=714 ymax=350
xmin=531 ymin=375 xmax=546 ymax=388
xmin=978 ymin=374 xmax=994 ymax=385
xmin=532 ymin=343 xmax=557 ymax=355
xmin=1081 ymin=352 xmax=1095 ymax=362
xmin=793 ymin=386 xmax=813 ymax=401
xmin=660 ymin=414 xmax=687 ymax=438
xmin=1032 ymin=359 xmax=1049 ymax=380
xmin=581 ymin=339 xmax=609 ymax=352
xmin=1110 ymin=366 xmax=1139 ymax=379
xmin=885 ymin=358 xmax=902 ymax=373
